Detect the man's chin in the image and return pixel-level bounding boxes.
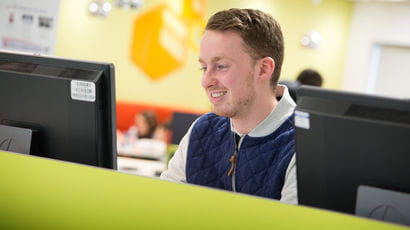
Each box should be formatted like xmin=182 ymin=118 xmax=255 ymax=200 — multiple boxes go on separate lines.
xmin=213 ymin=108 xmax=234 ymax=118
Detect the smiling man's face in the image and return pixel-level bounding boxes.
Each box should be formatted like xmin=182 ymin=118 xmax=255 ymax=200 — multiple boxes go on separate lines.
xmin=199 ymin=30 xmax=258 ymax=119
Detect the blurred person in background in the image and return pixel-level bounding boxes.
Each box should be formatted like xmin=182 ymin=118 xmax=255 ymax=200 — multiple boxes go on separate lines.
xmin=118 ymin=110 xmax=167 ymax=159
xmin=280 ymin=68 xmax=323 ymax=101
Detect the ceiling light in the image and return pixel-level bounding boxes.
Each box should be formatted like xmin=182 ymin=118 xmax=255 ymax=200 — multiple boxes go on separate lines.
xmin=88 ymin=1 xmax=112 ymax=17
xmin=115 ymin=0 xmax=143 ymax=9
xmin=301 ymin=30 xmax=323 ymax=49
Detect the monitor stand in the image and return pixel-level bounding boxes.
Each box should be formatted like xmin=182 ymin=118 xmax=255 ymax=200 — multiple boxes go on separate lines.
xmin=356 ymin=185 xmax=410 ymax=226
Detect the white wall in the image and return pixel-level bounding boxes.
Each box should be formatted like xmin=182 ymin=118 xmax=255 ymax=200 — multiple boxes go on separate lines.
xmin=371 ymin=44 xmax=410 ymax=98
xmin=343 ymin=1 xmax=410 ymax=96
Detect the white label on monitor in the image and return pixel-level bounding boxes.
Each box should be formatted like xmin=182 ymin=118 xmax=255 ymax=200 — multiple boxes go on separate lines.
xmin=295 ymin=110 xmax=310 ymax=129
xmin=71 ymin=80 xmax=95 ymax=102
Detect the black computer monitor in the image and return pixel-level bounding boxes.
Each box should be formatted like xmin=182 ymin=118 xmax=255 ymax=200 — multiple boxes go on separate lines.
xmin=0 ymin=51 xmax=117 ymax=169
xmin=295 ymin=86 xmax=410 ymax=215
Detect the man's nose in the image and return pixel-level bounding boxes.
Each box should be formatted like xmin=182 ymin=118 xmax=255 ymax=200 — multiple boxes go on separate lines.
xmin=201 ymin=69 xmax=216 ymax=89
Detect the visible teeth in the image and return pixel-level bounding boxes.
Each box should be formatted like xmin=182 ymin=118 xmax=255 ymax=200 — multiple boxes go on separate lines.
xmin=211 ymin=92 xmax=226 ymax=98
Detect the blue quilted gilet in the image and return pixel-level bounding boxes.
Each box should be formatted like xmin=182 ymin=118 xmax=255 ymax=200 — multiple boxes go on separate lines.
xmin=186 ymin=112 xmax=295 ymax=200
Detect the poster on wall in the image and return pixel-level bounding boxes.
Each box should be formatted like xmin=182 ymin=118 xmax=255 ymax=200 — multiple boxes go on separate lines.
xmin=0 ymin=0 xmax=60 ymax=55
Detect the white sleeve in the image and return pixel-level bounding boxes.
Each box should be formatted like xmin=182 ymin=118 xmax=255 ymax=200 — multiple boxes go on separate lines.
xmin=280 ymin=154 xmax=298 ymax=205
xmin=159 ymin=124 xmax=194 ymax=183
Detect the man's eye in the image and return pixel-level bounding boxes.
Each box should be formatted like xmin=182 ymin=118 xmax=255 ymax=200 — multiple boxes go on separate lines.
xmin=217 ymin=65 xmax=228 ymax=70
xmin=199 ymin=66 xmax=207 ymax=72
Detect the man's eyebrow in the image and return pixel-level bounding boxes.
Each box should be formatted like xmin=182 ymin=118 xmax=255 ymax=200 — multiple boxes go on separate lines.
xmin=198 ymin=56 xmax=228 ymax=63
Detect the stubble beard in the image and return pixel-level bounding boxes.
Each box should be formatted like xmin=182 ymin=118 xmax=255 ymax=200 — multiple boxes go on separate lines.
xmin=213 ymin=71 xmax=256 ymax=119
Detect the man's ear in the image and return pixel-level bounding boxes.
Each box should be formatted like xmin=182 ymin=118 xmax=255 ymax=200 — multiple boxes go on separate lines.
xmin=257 ymin=57 xmax=275 ymax=81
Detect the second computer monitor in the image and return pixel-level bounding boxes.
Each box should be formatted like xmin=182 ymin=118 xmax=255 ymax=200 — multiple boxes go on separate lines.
xmin=295 ymin=86 xmax=410 ymax=217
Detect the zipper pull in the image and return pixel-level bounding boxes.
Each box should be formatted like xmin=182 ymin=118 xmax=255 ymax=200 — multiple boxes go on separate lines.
xmin=227 ymin=155 xmax=237 ymax=176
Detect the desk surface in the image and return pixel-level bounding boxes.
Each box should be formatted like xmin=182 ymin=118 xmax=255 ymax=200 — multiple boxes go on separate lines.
xmin=0 ymin=151 xmax=407 ymax=230
xmin=117 ymin=156 xmax=165 ymax=177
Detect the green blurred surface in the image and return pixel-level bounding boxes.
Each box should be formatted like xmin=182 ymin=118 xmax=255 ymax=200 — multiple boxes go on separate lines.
xmin=0 ymin=151 xmax=407 ymax=229
xmin=166 ymin=144 xmax=178 ymax=165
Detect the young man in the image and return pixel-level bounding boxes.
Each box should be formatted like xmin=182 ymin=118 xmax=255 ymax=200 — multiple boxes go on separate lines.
xmin=160 ymin=8 xmax=297 ymax=204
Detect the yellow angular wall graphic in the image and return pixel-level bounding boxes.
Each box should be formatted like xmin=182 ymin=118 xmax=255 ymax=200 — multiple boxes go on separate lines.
xmin=130 ymin=1 xmax=207 ymax=81
xmin=182 ymin=0 xmax=207 ymax=53
xmin=130 ymin=4 xmax=187 ymax=80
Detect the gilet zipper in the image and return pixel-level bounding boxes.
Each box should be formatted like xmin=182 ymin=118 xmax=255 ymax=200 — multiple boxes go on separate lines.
xmin=228 ymin=133 xmax=243 ymax=192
